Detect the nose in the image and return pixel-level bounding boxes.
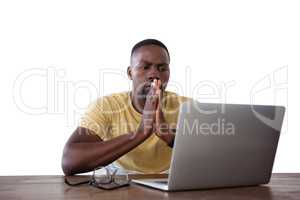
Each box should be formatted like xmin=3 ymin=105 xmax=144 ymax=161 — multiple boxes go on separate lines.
xmin=147 ymin=66 xmax=160 ymax=81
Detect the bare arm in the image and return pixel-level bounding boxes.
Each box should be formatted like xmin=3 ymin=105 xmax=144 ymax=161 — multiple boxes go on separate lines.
xmin=61 ymin=126 xmax=150 ymax=175
xmin=62 ymin=85 xmax=161 ymax=175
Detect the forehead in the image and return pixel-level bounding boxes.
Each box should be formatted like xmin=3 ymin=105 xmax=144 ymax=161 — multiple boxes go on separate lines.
xmin=131 ymin=45 xmax=170 ymax=65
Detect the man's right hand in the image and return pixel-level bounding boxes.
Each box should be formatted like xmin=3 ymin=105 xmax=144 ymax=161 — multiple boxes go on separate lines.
xmin=137 ymin=79 xmax=161 ymax=137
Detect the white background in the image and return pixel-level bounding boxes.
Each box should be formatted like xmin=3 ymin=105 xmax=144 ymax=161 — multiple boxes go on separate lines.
xmin=0 ymin=0 xmax=299 ymax=175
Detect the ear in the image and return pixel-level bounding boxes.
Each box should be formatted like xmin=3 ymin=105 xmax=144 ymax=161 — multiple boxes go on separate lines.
xmin=127 ymin=66 xmax=133 ymax=80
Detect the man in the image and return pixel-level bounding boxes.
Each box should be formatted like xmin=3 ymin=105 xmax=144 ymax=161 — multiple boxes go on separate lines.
xmin=62 ymin=39 xmax=190 ymax=175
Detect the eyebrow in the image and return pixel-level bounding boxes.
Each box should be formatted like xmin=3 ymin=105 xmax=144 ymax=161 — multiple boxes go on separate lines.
xmin=136 ymin=60 xmax=169 ymax=67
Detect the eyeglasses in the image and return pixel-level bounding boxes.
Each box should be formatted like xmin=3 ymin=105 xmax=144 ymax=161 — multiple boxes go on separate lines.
xmin=64 ymin=166 xmax=130 ymax=190
xmin=90 ymin=166 xmax=130 ymax=189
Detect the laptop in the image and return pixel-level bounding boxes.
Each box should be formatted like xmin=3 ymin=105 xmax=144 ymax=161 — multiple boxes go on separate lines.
xmin=132 ymin=100 xmax=286 ymax=191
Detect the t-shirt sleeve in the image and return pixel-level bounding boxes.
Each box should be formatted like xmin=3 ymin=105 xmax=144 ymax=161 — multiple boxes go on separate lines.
xmin=179 ymin=96 xmax=193 ymax=104
xmin=79 ymin=97 xmax=111 ymax=140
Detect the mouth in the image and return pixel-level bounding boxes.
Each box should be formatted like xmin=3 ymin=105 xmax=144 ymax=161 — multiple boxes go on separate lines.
xmin=141 ymin=82 xmax=153 ymax=95
xmin=139 ymin=80 xmax=164 ymax=97
xmin=141 ymin=79 xmax=163 ymax=95
xmin=144 ymin=82 xmax=152 ymax=88
xmin=144 ymin=79 xmax=163 ymax=89
xmin=143 ymin=84 xmax=151 ymax=92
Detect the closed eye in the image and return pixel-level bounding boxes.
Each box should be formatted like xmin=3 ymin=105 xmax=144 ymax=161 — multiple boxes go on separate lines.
xmin=158 ymin=64 xmax=169 ymax=71
xmin=143 ymin=64 xmax=151 ymax=70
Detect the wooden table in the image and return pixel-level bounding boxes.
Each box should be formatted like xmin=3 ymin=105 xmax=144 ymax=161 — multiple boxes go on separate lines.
xmin=0 ymin=174 xmax=299 ymax=200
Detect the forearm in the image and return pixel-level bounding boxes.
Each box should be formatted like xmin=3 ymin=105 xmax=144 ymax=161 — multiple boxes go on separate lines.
xmin=62 ymin=131 xmax=147 ymax=175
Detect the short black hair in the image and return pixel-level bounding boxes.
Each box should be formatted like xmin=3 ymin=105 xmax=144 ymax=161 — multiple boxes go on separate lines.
xmin=131 ymin=39 xmax=170 ymax=59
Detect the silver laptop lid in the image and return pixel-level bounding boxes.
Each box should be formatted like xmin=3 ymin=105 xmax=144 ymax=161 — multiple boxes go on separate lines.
xmin=168 ymin=100 xmax=285 ymax=190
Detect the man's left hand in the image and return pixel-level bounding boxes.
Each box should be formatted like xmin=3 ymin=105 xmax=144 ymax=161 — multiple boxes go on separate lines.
xmin=153 ymin=79 xmax=175 ymax=147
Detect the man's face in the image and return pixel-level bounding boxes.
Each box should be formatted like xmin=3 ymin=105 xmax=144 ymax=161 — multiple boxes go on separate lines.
xmin=128 ymin=45 xmax=170 ymax=98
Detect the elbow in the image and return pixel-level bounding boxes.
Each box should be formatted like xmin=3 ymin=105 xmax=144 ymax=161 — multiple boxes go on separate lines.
xmin=61 ymin=160 xmax=74 ymax=176
xmin=61 ymin=146 xmax=76 ymax=176
xmin=61 ymin=144 xmax=91 ymax=176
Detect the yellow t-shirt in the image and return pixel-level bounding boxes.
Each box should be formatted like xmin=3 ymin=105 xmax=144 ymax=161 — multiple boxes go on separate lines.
xmin=79 ymin=90 xmax=190 ymax=173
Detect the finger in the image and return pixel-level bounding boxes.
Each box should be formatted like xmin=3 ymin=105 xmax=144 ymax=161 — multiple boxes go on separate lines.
xmin=146 ymin=79 xmax=160 ymax=108
xmin=156 ymin=79 xmax=160 ymax=90
xmin=157 ymin=79 xmax=162 ymax=90
xmin=156 ymin=105 xmax=160 ymax=127
xmin=147 ymin=82 xmax=157 ymax=96
xmin=155 ymin=89 xmax=161 ymax=124
xmin=151 ymin=79 xmax=157 ymax=88
xmin=151 ymin=79 xmax=160 ymax=90
xmin=146 ymin=91 xmax=159 ymax=109
xmin=146 ymin=94 xmax=159 ymax=107
xmin=155 ymin=88 xmax=161 ymax=95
